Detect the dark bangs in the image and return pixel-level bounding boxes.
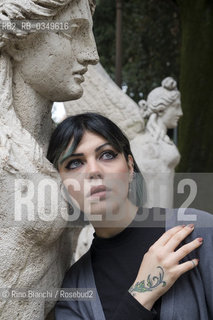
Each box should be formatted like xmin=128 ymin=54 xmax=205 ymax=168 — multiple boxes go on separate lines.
xmin=47 ymin=112 xmax=131 ymax=170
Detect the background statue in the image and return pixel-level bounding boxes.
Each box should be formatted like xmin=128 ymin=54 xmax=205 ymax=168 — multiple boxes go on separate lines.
xmin=130 ymin=77 xmax=183 ymax=208
xmin=0 ymin=0 xmax=98 ymax=319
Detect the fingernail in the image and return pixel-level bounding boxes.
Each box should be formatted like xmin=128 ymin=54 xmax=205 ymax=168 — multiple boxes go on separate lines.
xmin=187 ymin=224 xmax=194 ymax=229
xmin=192 ymin=259 xmax=199 ymax=267
xmin=197 ymin=237 xmax=203 ymax=243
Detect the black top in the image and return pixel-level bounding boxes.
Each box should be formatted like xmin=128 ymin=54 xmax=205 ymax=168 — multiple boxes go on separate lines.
xmin=90 ymin=207 xmax=165 ymax=320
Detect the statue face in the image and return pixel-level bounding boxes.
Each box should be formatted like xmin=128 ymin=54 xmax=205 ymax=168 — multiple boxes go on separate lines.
xmin=13 ymin=0 xmax=99 ymax=101
xmin=160 ymin=97 xmax=183 ymax=129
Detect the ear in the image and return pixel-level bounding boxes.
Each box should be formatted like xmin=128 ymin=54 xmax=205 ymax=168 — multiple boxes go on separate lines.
xmin=157 ymin=105 xmax=166 ymax=117
xmin=158 ymin=110 xmax=165 ymax=117
xmin=127 ymin=154 xmax=134 ymax=182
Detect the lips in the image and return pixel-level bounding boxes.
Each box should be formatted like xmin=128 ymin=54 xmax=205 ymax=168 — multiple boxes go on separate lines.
xmin=73 ymin=68 xmax=88 ymax=83
xmin=73 ymin=67 xmax=88 ymax=76
xmin=73 ymin=74 xmax=85 ymax=82
xmin=87 ymin=185 xmax=112 ymax=198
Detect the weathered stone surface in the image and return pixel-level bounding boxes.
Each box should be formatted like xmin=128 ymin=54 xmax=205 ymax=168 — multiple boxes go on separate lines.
xmin=0 ymin=0 xmax=98 ymax=319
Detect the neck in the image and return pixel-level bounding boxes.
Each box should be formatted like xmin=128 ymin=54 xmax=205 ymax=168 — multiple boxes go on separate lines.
xmin=93 ymin=200 xmax=139 ymax=239
xmin=156 ymin=117 xmax=167 ymax=134
xmin=12 ymin=68 xmax=54 ymax=154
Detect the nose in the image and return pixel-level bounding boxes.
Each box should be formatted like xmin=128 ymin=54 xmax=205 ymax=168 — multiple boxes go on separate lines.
xmin=86 ymin=159 xmax=103 ymax=180
xmin=77 ymin=33 xmax=99 ymax=66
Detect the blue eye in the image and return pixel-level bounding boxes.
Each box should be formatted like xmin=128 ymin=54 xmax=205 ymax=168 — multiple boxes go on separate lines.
xmin=65 ymin=159 xmax=82 ymax=170
xmin=65 ymin=150 xmax=118 ymax=170
xmin=100 ymin=151 xmax=118 ymax=160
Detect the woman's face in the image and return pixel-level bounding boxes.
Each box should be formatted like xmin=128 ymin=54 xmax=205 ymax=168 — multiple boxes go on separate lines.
xmin=12 ymin=0 xmax=99 ymax=101
xmin=160 ymin=97 xmax=183 ymax=128
xmin=58 ymin=131 xmax=134 ymax=222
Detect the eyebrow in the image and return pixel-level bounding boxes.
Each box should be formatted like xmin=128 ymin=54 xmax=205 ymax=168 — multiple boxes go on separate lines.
xmin=60 ymin=142 xmax=112 ymax=165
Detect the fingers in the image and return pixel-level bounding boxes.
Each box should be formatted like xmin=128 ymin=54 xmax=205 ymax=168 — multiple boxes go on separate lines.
xmin=174 ymin=237 xmax=203 ymax=262
xmin=165 ymin=224 xmax=195 ymax=252
xmin=152 ymin=225 xmax=185 ymax=247
xmin=176 ymin=258 xmax=199 ymax=276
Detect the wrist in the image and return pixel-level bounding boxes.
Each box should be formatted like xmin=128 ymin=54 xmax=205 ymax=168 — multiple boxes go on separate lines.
xmin=128 ymin=282 xmax=157 ymax=311
xmin=128 ymin=290 xmax=155 ymax=311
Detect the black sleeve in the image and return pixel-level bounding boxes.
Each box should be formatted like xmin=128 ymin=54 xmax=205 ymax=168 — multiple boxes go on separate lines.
xmin=55 ymin=292 xmax=157 ymax=320
xmin=55 ymin=300 xmax=84 ymax=320
xmin=112 ymin=291 xmax=157 ymax=320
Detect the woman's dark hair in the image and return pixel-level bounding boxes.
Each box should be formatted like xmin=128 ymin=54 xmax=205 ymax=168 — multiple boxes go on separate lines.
xmin=47 ymin=112 xmax=145 ymax=206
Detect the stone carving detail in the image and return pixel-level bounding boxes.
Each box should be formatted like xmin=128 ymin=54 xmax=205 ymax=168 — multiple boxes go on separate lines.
xmin=130 ymin=77 xmax=183 ymax=208
xmin=0 ymin=0 xmax=98 ymax=319
xmin=64 ymin=63 xmax=144 ymax=141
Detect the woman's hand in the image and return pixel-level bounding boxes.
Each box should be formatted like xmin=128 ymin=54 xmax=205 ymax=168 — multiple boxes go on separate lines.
xmin=129 ymin=224 xmax=203 ymax=310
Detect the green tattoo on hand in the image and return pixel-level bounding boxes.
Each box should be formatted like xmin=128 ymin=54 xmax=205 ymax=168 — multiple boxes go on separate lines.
xmin=129 ymin=266 xmax=166 ymax=294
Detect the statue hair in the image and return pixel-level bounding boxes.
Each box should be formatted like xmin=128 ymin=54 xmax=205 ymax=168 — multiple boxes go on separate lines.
xmin=0 ymin=0 xmax=96 ymax=118
xmin=146 ymin=77 xmax=180 ymax=115
xmin=0 ymin=0 xmax=96 ymax=49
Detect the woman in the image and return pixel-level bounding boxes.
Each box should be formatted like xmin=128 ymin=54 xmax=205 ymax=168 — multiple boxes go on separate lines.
xmin=47 ymin=112 xmax=213 ymax=319
xmin=131 ymin=77 xmax=183 ymax=208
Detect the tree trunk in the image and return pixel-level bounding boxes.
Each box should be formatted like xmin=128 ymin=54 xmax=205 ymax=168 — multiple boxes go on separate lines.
xmin=177 ymin=0 xmax=213 ymax=172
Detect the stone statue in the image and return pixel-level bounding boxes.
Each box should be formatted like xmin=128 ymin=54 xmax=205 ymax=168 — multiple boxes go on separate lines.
xmin=130 ymin=77 xmax=183 ymax=208
xmin=0 ymin=0 xmax=98 ymax=319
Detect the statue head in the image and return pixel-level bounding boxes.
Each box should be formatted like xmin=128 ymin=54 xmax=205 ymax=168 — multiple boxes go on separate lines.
xmin=0 ymin=0 xmax=99 ymax=108
xmin=146 ymin=77 xmax=183 ymax=129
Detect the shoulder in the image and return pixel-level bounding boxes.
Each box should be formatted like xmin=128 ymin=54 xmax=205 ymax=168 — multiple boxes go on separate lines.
xmin=166 ymin=208 xmax=213 ymax=242
xmin=181 ymin=208 xmax=213 ymax=227
xmin=62 ymin=250 xmax=91 ymax=288
xmin=166 ymin=207 xmax=213 ymax=228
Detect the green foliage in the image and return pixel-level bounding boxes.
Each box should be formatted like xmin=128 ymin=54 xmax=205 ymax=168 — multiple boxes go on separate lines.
xmin=93 ymin=0 xmax=116 ymax=78
xmin=93 ymin=0 xmax=181 ymax=101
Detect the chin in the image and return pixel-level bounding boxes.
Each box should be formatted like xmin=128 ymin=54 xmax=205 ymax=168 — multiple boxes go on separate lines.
xmin=70 ymin=88 xmax=84 ymax=100
xmin=84 ymin=201 xmax=106 ymax=215
xmin=84 ymin=200 xmax=127 ymax=228
xmin=172 ymin=123 xmax=178 ymax=128
xmin=168 ymin=122 xmax=178 ymax=129
xmin=42 ymin=84 xmax=84 ymax=102
xmin=84 ymin=201 xmax=113 ymax=221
